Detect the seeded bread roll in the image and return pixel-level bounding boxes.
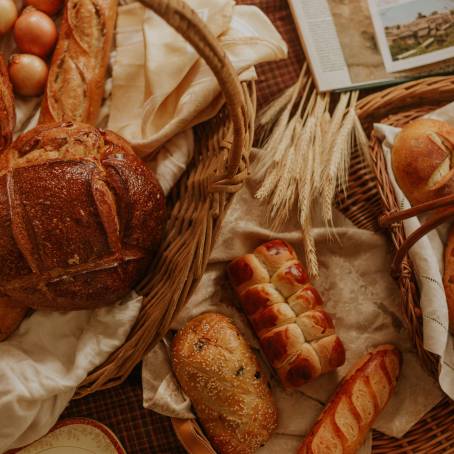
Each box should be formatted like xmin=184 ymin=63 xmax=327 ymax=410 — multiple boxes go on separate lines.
xmin=298 ymin=345 xmax=402 ymax=454
xmin=228 ymin=239 xmax=345 ymax=388
xmin=0 ymin=54 xmax=15 ymax=154
xmin=171 ymin=313 xmax=278 ymax=454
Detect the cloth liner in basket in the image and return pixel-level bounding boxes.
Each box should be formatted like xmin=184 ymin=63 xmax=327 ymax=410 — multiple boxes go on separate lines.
xmin=374 ymin=101 xmax=454 ymax=400
xmin=0 ymin=0 xmax=287 ymax=451
xmin=353 ymin=76 xmax=454 ymax=453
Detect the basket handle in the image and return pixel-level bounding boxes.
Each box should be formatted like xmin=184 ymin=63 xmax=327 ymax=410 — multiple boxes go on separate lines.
xmin=138 ymin=0 xmax=246 ymax=177
xmin=380 ymin=194 xmax=454 ymax=276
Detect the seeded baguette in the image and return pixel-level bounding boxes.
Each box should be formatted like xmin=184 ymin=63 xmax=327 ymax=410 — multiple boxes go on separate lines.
xmin=39 ymin=0 xmax=117 ymax=125
xmin=171 ymin=313 xmax=278 ymax=454
xmin=298 ymin=344 xmax=402 ymax=454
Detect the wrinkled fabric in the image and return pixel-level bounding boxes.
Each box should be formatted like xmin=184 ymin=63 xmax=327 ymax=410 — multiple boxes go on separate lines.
xmin=0 ymin=295 xmax=142 ymax=452
xmin=375 ymin=101 xmax=454 ymax=400
xmin=143 ymin=176 xmax=443 ymax=453
xmin=107 ymin=1 xmax=288 ymax=158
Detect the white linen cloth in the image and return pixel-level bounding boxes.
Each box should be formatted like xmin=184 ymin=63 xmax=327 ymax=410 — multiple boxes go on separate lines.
xmin=375 ymin=101 xmax=454 ymax=399
xmin=142 ymin=177 xmax=444 ymax=454
xmin=0 ymin=1 xmax=287 ymax=451
xmin=108 ymin=0 xmax=288 ymax=159
xmin=0 ymin=296 xmax=142 ymax=453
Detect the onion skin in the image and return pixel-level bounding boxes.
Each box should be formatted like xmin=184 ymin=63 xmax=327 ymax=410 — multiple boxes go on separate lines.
xmin=24 ymin=0 xmax=64 ymax=15
xmin=0 ymin=0 xmax=18 ymax=35
xmin=9 ymin=53 xmax=48 ymax=97
xmin=14 ymin=8 xmax=57 ymax=58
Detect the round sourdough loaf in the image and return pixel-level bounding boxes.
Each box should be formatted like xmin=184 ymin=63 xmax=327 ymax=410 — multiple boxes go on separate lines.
xmin=0 ymin=122 xmax=166 ymax=311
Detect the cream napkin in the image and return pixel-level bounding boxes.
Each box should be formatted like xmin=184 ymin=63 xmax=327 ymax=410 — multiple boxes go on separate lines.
xmin=142 ymin=176 xmax=443 ymax=453
xmin=0 ymin=295 xmax=142 ymax=453
xmin=375 ymin=101 xmax=454 ymax=400
xmin=107 ymin=1 xmax=288 ymax=159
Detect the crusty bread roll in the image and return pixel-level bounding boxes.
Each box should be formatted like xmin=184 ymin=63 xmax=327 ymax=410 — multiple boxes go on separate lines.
xmin=39 ymin=0 xmax=117 ymax=125
xmin=228 ymin=239 xmax=345 ymax=389
xmin=0 ymin=54 xmax=15 ymax=154
xmin=392 ymin=118 xmax=454 ymax=206
xmin=443 ymin=225 xmax=454 ymax=334
xmin=392 ymin=118 xmax=454 ymax=333
xmin=0 ymin=122 xmax=166 ymax=322
xmin=298 ymin=345 xmax=402 ymax=454
xmin=171 ymin=313 xmax=278 ymax=454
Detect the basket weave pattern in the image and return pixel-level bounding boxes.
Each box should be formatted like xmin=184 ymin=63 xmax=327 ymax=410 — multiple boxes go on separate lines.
xmin=66 ymin=0 xmax=454 ymax=449
xmin=340 ymin=77 xmax=454 ymax=451
xmin=74 ymin=0 xmax=256 ymax=397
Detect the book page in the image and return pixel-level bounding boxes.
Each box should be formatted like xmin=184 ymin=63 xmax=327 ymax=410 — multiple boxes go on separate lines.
xmin=369 ymin=0 xmax=454 ymax=72
xmin=288 ymin=0 xmax=352 ymax=91
xmin=289 ymin=0 xmax=454 ymax=91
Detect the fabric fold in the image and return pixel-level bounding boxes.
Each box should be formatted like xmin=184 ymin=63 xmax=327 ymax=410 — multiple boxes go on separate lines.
xmin=108 ymin=1 xmax=288 ymax=158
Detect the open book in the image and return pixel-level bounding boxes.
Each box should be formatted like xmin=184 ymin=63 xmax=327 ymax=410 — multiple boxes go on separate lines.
xmin=288 ymin=0 xmax=454 ymax=91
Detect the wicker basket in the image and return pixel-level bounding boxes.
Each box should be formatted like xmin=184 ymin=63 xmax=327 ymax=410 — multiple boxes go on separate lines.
xmin=170 ymin=76 xmax=454 ymax=453
xmin=343 ymin=76 xmax=454 ymax=452
xmin=75 ymin=0 xmax=256 ymax=397
xmin=72 ymin=2 xmax=453 ymax=449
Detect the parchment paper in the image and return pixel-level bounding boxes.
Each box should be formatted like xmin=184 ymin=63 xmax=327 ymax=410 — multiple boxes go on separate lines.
xmin=142 ymin=175 xmax=444 ymax=453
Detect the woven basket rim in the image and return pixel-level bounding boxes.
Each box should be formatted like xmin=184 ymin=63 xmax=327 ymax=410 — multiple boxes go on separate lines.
xmin=355 ymin=76 xmax=454 ymax=452
xmin=74 ymin=0 xmax=256 ymax=397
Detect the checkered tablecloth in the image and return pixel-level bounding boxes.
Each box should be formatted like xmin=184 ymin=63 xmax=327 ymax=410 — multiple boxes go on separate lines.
xmin=62 ymin=2 xmax=304 ymax=452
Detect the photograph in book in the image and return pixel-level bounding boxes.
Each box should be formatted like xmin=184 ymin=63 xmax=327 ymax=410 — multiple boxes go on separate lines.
xmin=288 ymin=0 xmax=454 ymax=91
xmin=369 ymin=0 xmax=454 ymax=72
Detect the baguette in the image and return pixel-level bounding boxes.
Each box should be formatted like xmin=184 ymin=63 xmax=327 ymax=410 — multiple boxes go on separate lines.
xmin=298 ymin=345 xmax=402 ymax=454
xmin=171 ymin=313 xmax=278 ymax=454
xmin=227 ymin=240 xmax=345 ymax=389
xmin=0 ymin=53 xmax=15 ymax=154
xmin=39 ymin=0 xmax=117 ymax=125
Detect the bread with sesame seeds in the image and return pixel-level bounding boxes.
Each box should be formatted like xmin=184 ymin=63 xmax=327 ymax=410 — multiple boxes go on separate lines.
xmin=171 ymin=312 xmax=278 ymax=454
xmin=227 ymin=239 xmax=345 ymax=389
xmin=298 ymin=344 xmax=402 ymax=454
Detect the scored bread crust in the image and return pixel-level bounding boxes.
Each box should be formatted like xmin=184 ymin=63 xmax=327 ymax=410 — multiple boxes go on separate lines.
xmin=0 ymin=122 xmax=166 ymax=312
xmin=0 ymin=54 xmax=15 ymax=154
xmin=392 ymin=118 xmax=454 ymax=206
xmin=39 ymin=0 xmax=117 ymax=125
xmin=171 ymin=313 xmax=278 ymax=454
xmin=227 ymin=239 xmax=345 ymax=388
xmin=298 ymin=345 xmax=402 ymax=454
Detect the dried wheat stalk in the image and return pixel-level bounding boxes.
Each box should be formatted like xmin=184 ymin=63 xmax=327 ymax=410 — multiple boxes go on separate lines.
xmin=253 ymin=66 xmax=367 ymax=278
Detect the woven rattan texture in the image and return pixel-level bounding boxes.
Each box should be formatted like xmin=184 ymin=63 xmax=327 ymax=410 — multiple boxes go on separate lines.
xmin=62 ymin=1 xmax=454 ymax=453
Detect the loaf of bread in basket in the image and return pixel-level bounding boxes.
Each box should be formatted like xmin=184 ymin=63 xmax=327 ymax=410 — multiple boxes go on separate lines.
xmin=39 ymin=0 xmax=117 ymax=125
xmin=392 ymin=118 xmax=454 ymax=333
xmin=0 ymin=122 xmax=166 ymax=339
